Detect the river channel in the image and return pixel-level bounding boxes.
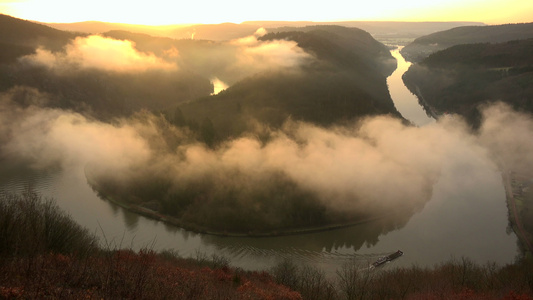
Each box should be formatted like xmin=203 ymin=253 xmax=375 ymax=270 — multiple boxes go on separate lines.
xmin=0 ymin=49 xmax=518 ymax=276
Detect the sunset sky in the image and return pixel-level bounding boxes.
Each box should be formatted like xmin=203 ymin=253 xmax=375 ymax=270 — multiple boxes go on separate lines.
xmin=0 ymin=0 xmax=531 ymax=25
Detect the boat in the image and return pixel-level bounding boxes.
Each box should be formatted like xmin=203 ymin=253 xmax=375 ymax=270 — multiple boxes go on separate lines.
xmin=371 ymin=250 xmax=403 ymax=268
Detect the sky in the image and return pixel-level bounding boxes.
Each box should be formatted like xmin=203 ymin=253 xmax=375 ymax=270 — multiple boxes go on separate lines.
xmin=0 ymin=0 xmax=531 ymax=25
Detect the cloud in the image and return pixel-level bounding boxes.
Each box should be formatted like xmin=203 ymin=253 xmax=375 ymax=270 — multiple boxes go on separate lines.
xmin=20 ymin=35 xmax=177 ymax=73
xmin=0 ymin=88 xmax=152 ymax=172
xmin=478 ymin=102 xmax=533 ymax=175
xmin=2 ymin=88 xmax=531 ymax=224
xmin=154 ymin=114 xmax=492 ymax=215
xmin=229 ymin=28 xmax=312 ymax=74
xmin=175 ymin=28 xmax=314 ymax=86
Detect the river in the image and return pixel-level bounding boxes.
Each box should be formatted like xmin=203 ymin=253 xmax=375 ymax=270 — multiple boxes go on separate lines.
xmin=0 ymin=49 xmax=518 ymax=276
xmin=387 ymin=47 xmax=434 ymax=127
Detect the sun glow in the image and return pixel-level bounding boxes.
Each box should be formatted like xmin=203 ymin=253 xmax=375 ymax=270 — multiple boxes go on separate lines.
xmin=1 ymin=0 xmax=532 ymax=25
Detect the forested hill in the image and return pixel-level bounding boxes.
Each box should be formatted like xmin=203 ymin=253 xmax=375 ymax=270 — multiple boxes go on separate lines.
xmin=0 ymin=14 xmax=77 ymax=63
xmin=0 ymin=14 xmax=76 ymax=48
xmin=172 ymin=26 xmax=400 ymax=143
xmin=403 ymin=38 xmax=533 ymax=127
xmin=401 ymin=22 xmax=533 ymax=62
xmin=260 ymin=25 xmax=395 ymax=75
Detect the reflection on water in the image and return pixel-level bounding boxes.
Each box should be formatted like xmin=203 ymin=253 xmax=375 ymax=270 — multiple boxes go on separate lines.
xmin=387 ymin=47 xmax=435 ymax=126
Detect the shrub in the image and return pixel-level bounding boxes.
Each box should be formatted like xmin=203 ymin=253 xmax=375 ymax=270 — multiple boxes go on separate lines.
xmin=272 ymin=259 xmax=336 ymax=300
xmin=0 ymin=189 xmax=98 ymax=257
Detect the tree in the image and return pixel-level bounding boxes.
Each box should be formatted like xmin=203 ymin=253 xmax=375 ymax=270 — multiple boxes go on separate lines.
xmin=200 ymin=117 xmax=216 ymax=147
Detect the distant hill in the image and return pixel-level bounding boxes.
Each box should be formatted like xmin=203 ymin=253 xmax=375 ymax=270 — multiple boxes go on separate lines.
xmin=403 ymin=38 xmax=533 ymax=127
xmin=401 ymin=22 xmax=533 ymax=62
xmin=46 ymin=21 xmax=261 ymax=41
xmin=42 ymin=21 xmax=192 ymax=37
xmin=262 ymin=25 xmax=395 ymax=75
xmin=43 ymin=18 xmax=482 ymax=42
xmin=252 ymin=21 xmax=483 ymax=42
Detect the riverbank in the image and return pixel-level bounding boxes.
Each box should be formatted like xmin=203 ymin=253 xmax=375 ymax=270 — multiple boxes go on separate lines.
xmin=84 ymin=164 xmax=400 ymax=238
xmin=502 ymin=170 xmax=533 ymax=256
xmin=96 ymin=188 xmax=394 ymax=237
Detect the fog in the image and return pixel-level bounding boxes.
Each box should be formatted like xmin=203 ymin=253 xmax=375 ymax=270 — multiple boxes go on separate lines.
xmin=18 ymin=29 xmax=314 ymax=94
xmin=2 ymin=85 xmax=531 ymax=221
xmin=173 ymin=28 xmax=313 ymax=86
xmin=21 ymin=35 xmax=177 ymax=73
xmin=478 ymin=103 xmax=533 ymax=175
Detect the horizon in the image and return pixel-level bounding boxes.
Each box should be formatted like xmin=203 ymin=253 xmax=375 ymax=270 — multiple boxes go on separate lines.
xmin=1 ymin=0 xmax=532 ymax=26
xmin=0 ymin=13 xmax=491 ymax=27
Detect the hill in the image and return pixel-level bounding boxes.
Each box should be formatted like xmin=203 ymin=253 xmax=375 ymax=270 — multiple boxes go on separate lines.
xmin=401 ymin=22 xmax=533 ymax=62
xmin=169 ymin=26 xmax=399 ymax=143
xmin=0 ymin=14 xmax=76 ymax=49
xmin=43 ymin=18 xmax=482 ymax=42
xmin=402 ymin=38 xmax=533 ymax=127
xmin=0 ymin=14 xmax=76 ymax=63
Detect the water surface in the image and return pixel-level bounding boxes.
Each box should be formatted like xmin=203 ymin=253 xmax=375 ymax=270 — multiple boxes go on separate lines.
xmin=387 ymin=47 xmax=434 ymax=126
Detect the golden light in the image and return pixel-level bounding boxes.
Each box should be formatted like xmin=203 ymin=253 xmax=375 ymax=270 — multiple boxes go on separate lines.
xmin=23 ymin=35 xmax=177 ymax=72
xmin=1 ymin=0 xmax=531 ymax=25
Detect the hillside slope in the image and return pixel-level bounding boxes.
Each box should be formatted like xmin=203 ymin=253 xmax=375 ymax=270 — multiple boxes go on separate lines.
xmin=173 ymin=26 xmax=400 ymax=142
xmin=0 ymin=14 xmax=76 ymax=63
xmin=403 ymin=39 xmax=533 ymax=127
xmin=401 ymin=22 xmax=533 ymax=62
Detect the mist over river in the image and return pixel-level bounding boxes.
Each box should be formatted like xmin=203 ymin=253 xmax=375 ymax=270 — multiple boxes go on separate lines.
xmin=0 ymin=49 xmax=518 ymax=276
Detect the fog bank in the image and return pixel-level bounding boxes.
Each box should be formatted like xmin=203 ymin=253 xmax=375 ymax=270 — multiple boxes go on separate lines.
xmin=3 ymin=88 xmax=531 ymax=225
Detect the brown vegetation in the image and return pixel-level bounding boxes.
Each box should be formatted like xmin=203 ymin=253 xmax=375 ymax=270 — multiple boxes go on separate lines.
xmin=1 ymin=190 xmax=533 ymax=299
xmin=0 ymin=251 xmax=302 ymax=299
xmin=272 ymin=258 xmax=533 ymax=300
xmin=0 ymin=190 xmax=301 ymax=299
